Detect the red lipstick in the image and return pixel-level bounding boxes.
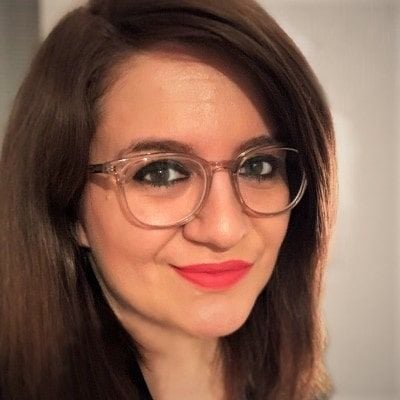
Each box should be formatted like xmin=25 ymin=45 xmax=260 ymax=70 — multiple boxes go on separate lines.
xmin=172 ymin=260 xmax=252 ymax=290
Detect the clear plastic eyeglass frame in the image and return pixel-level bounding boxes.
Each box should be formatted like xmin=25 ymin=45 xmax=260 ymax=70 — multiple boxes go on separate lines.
xmin=88 ymin=144 xmax=308 ymax=229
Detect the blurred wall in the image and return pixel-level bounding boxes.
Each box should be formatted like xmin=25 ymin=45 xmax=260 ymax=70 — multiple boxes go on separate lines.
xmin=39 ymin=0 xmax=83 ymax=39
xmin=396 ymin=7 xmax=400 ymax=399
xmin=0 ymin=0 xmax=38 ymax=145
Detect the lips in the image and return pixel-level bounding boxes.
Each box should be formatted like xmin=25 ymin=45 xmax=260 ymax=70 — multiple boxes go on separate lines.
xmin=172 ymin=260 xmax=252 ymax=290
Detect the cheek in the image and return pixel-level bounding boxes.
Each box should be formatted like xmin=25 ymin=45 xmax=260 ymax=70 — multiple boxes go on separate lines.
xmin=79 ymin=184 xmax=177 ymax=285
xmin=255 ymin=212 xmax=291 ymax=254
xmin=251 ymin=212 xmax=291 ymax=289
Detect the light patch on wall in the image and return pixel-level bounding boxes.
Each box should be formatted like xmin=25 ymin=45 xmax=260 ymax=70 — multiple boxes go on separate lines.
xmin=39 ymin=0 xmax=85 ymax=39
xmin=327 ymin=111 xmax=356 ymax=271
xmin=395 ymin=3 xmax=400 ymax=395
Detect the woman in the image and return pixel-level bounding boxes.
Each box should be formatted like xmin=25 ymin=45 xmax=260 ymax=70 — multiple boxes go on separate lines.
xmin=0 ymin=0 xmax=336 ymax=399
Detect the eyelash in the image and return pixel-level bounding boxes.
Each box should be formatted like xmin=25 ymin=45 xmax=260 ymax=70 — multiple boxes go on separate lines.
xmin=132 ymin=161 xmax=191 ymax=187
xmin=238 ymin=156 xmax=278 ymax=181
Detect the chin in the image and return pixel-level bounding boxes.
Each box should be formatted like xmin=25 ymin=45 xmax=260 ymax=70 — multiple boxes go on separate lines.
xmin=183 ymin=297 xmax=255 ymax=339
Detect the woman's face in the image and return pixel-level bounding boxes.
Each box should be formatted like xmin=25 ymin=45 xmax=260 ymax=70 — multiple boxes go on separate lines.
xmin=78 ymin=46 xmax=290 ymax=341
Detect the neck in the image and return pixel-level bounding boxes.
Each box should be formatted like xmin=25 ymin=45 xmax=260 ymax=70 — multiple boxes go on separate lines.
xmin=141 ymin=337 xmax=224 ymax=400
xmin=117 ymin=310 xmax=226 ymax=400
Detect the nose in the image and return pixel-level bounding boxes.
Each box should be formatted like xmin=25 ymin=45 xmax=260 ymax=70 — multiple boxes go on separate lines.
xmin=182 ymin=171 xmax=250 ymax=250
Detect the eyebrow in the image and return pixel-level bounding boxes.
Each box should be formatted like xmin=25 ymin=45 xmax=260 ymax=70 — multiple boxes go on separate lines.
xmin=117 ymin=134 xmax=279 ymax=159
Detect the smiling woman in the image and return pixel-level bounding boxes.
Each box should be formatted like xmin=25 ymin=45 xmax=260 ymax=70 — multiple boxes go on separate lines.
xmin=0 ymin=1 xmax=336 ymax=400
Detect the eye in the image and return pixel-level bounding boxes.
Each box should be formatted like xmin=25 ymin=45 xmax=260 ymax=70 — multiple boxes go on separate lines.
xmin=238 ymin=155 xmax=277 ymax=181
xmin=132 ymin=160 xmax=190 ymax=187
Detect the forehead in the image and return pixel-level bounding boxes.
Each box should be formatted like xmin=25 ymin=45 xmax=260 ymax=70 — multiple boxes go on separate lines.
xmin=92 ymin=44 xmax=270 ymax=161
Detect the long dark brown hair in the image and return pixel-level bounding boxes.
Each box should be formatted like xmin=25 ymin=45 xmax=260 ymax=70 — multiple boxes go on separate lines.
xmin=0 ymin=1 xmax=336 ymax=399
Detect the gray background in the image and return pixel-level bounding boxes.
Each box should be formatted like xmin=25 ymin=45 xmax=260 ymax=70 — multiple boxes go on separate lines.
xmin=0 ymin=0 xmax=38 ymax=145
xmin=1 ymin=1 xmax=399 ymax=399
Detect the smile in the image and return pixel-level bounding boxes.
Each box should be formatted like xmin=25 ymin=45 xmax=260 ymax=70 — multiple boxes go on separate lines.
xmin=172 ymin=260 xmax=252 ymax=290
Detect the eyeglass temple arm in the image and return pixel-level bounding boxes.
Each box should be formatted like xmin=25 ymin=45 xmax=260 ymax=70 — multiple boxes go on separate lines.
xmin=88 ymin=163 xmax=115 ymax=174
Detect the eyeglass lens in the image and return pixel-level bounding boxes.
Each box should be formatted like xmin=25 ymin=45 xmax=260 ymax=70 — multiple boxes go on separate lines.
xmin=118 ymin=148 xmax=304 ymax=227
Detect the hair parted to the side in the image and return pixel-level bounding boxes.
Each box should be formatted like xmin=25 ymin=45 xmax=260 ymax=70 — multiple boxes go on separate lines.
xmin=0 ymin=0 xmax=336 ymax=399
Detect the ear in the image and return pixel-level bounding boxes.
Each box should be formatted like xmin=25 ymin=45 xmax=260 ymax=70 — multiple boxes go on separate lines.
xmin=76 ymin=221 xmax=90 ymax=248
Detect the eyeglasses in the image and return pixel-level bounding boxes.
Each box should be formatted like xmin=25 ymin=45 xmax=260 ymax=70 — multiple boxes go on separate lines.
xmin=88 ymin=144 xmax=307 ymax=228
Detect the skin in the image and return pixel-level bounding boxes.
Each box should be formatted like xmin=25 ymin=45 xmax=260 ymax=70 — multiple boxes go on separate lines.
xmin=77 ymin=44 xmax=290 ymax=400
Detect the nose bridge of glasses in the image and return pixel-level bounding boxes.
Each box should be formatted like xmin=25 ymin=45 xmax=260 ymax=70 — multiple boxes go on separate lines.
xmin=203 ymin=160 xmax=240 ymax=206
xmin=208 ymin=159 xmax=237 ymax=176
xmin=200 ymin=159 xmax=243 ymax=218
